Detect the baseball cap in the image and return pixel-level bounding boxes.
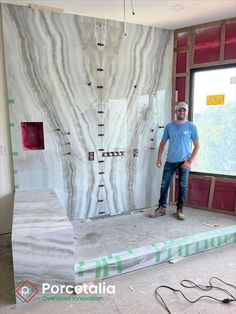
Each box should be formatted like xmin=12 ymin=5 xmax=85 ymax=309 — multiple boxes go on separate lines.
xmin=175 ymin=102 xmax=188 ymax=111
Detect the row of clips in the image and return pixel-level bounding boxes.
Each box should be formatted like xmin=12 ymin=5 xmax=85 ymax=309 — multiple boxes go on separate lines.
xmin=102 ymin=151 xmax=126 ymax=157
xmin=87 ymin=149 xmax=143 ymax=160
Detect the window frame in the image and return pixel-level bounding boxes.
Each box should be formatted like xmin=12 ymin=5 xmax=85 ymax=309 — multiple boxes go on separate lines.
xmin=189 ymin=63 xmax=236 ymax=178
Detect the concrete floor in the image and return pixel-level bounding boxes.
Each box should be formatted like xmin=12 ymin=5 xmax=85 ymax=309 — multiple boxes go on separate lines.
xmin=74 ymin=206 xmax=236 ymax=259
xmin=1 ymin=208 xmax=236 ymax=314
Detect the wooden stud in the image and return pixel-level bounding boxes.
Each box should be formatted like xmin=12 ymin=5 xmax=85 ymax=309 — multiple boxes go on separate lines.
xmin=208 ymin=177 xmax=216 ymax=210
xmin=176 ymin=73 xmax=188 ymax=77
xmin=220 ymin=21 xmax=226 ymax=62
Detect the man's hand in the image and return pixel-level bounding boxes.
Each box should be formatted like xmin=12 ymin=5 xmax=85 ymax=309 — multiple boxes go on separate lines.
xmin=156 ymin=159 xmax=162 ymax=168
xmin=156 ymin=140 xmax=166 ymax=169
xmin=181 ymin=160 xmax=191 ymax=169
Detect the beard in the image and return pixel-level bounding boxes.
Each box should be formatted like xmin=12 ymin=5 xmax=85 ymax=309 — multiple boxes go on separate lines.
xmin=176 ymin=115 xmax=185 ymax=120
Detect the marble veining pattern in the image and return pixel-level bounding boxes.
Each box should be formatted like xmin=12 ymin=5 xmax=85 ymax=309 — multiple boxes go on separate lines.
xmin=2 ymin=4 xmax=173 ymax=219
xmin=11 ymin=190 xmax=75 ymax=302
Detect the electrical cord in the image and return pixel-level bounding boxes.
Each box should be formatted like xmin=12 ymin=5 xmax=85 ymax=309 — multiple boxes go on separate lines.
xmin=154 ymin=276 xmax=236 ymax=314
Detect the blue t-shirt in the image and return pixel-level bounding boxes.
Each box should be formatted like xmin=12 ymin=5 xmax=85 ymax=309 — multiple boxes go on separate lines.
xmin=162 ymin=121 xmax=199 ymax=163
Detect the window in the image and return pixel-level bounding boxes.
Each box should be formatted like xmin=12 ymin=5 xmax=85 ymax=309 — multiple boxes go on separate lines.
xmin=191 ymin=65 xmax=236 ymax=175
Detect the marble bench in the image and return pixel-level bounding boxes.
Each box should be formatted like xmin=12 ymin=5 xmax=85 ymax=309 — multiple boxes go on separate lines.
xmin=11 ymin=190 xmax=75 ymax=303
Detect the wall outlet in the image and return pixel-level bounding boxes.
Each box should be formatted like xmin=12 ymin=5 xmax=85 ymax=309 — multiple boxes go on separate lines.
xmin=0 ymin=145 xmax=8 ymax=155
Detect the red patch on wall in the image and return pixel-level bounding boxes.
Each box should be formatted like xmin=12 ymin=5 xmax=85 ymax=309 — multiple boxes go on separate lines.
xmin=175 ymin=177 xmax=211 ymax=207
xmin=187 ymin=177 xmax=211 ymax=207
xmin=21 ymin=122 xmax=44 ymax=150
xmin=177 ymin=32 xmax=188 ymax=48
xmin=224 ymin=21 xmax=236 ymax=60
xmin=194 ymin=25 xmax=221 ymax=64
xmin=212 ymin=181 xmax=236 ymax=212
xmin=176 ymin=77 xmax=186 ymax=101
xmin=176 ymin=51 xmax=187 ymax=73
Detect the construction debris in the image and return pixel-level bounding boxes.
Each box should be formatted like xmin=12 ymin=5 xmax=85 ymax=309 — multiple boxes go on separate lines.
xmin=128 ymin=285 xmax=134 ymax=292
xmin=169 ymin=257 xmax=185 ymax=264
xmin=202 ymin=223 xmax=219 ymax=228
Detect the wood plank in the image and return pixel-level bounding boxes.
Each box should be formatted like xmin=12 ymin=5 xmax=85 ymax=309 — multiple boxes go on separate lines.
xmin=208 ymin=176 xmax=216 ymax=210
xmin=190 ymin=59 xmax=236 ymax=68
xmin=220 ymin=21 xmax=226 ymax=62
xmin=189 ymin=27 xmax=194 ymax=69
xmin=174 ymin=46 xmax=189 ymax=52
xmin=175 ymin=18 xmax=234 ymax=32
xmin=176 ymin=73 xmax=187 ymax=78
xmin=172 ymin=32 xmax=178 ymax=119
xmin=30 ymin=4 xmax=64 ymax=13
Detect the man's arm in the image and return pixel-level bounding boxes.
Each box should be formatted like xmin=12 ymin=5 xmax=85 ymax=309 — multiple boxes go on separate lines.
xmin=156 ymin=140 xmax=167 ymax=168
xmin=181 ymin=140 xmax=200 ymax=169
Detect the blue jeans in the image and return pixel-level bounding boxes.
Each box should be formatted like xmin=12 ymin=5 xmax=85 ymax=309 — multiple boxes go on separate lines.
xmin=159 ymin=161 xmax=190 ymax=208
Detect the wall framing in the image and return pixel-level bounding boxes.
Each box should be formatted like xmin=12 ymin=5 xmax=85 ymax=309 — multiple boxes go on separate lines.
xmin=171 ymin=18 xmax=236 ymax=215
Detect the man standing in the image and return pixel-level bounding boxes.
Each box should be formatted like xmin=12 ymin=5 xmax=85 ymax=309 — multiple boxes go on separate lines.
xmin=149 ymin=102 xmax=199 ymax=220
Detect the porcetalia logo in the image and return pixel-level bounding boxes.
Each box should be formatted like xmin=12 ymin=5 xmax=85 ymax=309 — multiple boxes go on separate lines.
xmin=14 ymin=280 xmax=39 ymax=303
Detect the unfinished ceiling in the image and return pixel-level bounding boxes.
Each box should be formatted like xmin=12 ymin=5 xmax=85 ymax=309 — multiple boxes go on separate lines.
xmin=0 ymin=0 xmax=236 ymax=29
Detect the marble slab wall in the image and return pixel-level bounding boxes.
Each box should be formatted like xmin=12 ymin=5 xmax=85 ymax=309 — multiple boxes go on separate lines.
xmin=11 ymin=190 xmax=75 ymax=303
xmin=2 ymin=4 xmax=173 ymax=220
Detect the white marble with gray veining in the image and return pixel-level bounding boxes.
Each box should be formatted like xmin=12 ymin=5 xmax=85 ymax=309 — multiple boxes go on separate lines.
xmin=2 ymin=4 xmax=173 ymax=219
xmin=11 ymin=190 xmax=75 ymax=302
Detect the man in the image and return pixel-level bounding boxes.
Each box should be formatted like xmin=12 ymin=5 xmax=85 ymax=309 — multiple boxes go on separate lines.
xmin=149 ymin=102 xmax=199 ymax=220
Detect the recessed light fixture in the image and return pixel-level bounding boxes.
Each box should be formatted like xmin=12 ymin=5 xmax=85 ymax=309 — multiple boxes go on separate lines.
xmin=172 ymin=4 xmax=185 ymax=11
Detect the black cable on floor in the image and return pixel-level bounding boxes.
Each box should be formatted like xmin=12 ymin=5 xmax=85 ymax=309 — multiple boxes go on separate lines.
xmin=154 ymin=276 xmax=236 ymax=314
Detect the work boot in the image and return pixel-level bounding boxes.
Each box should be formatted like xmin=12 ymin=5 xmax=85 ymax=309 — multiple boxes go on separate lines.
xmin=176 ymin=205 xmax=185 ymax=220
xmin=148 ymin=205 xmax=166 ymax=218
